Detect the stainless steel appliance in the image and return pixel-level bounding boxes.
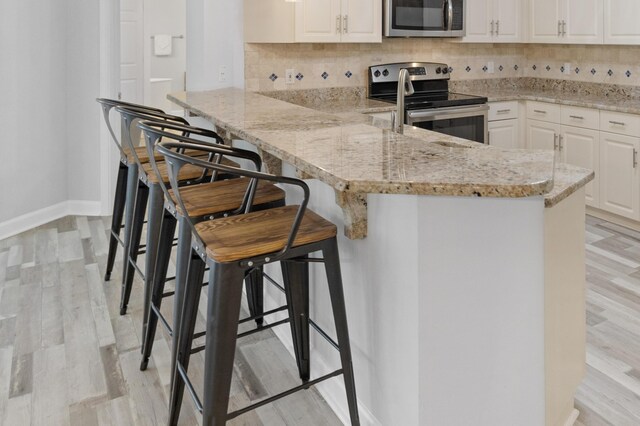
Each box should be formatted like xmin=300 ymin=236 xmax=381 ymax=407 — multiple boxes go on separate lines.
xmin=384 ymin=0 xmax=465 ymax=37
xmin=368 ymin=62 xmax=488 ymax=144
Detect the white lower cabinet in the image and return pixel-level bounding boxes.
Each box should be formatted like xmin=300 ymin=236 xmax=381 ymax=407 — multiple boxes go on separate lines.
xmin=599 ymin=132 xmax=640 ymax=220
xmin=489 ymin=119 xmax=520 ymax=148
xmin=561 ymin=125 xmax=600 ymax=207
xmin=527 ymin=119 xmax=561 ymax=150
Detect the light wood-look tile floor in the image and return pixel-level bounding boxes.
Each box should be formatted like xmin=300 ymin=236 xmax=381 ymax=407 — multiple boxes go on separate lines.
xmin=0 ymin=216 xmax=342 ymax=426
xmin=1 ymin=214 xmax=640 ymax=425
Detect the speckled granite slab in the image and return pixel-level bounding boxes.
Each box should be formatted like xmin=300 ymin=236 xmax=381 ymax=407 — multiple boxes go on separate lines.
xmin=169 ymin=88 xmax=557 ymax=198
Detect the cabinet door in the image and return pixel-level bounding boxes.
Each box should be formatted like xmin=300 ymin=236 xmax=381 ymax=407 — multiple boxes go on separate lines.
xmin=527 ymin=119 xmax=561 ymax=151
xmin=563 ymin=0 xmax=603 ymax=44
xmin=561 ymin=126 xmax=600 ymax=208
xmin=604 ymin=0 xmax=640 ymax=44
xmin=494 ymin=0 xmax=521 ymax=42
xmin=530 ymin=0 xmax=562 ymax=43
xmin=463 ymin=0 xmax=493 ymax=42
xmin=295 ymin=0 xmax=342 ymax=42
xmin=489 ymin=119 xmax=519 ymax=149
xmin=341 ymin=0 xmax=381 ymax=42
xmin=599 ymin=132 xmax=640 ymax=220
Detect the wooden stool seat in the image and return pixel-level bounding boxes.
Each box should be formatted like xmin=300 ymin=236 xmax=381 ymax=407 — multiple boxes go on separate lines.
xmin=195 ymin=205 xmax=337 ymax=263
xmin=125 ymin=146 xmax=205 ymax=164
xmin=141 ymin=157 xmax=239 ymax=184
xmin=169 ymin=178 xmax=285 ymax=217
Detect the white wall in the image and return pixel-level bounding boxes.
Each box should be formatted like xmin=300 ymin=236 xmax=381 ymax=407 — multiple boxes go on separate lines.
xmin=0 ymin=0 xmax=105 ymax=238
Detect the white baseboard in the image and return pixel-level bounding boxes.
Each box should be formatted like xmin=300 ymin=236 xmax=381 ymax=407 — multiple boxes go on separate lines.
xmin=0 ymin=200 xmax=102 ymax=241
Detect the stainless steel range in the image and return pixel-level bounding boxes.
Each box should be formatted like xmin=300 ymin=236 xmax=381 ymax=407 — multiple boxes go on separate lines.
xmin=368 ymin=62 xmax=489 ymax=143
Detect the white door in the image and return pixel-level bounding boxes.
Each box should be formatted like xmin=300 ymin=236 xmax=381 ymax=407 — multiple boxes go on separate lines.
xmin=489 ymin=119 xmax=519 ymax=149
xmin=530 ymin=0 xmax=561 ymax=43
xmin=563 ymin=0 xmax=603 ymax=44
xmin=463 ymin=0 xmax=493 ymax=42
xmin=527 ymin=119 xmax=560 ymax=151
xmin=599 ymin=132 xmax=640 ymax=220
xmin=295 ymin=0 xmax=342 ymax=42
xmin=561 ymin=126 xmax=600 ymax=207
xmin=604 ymin=0 xmax=640 ymax=44
xmin=341 ymin=0 xmax=381 ymax=42
xmin=120 ymin=0 xmax=144 ymax=103
xmin=494 ymin=0 xmax=521 ymax=42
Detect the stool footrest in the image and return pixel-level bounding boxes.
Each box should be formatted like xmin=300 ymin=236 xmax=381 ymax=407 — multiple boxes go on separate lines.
xmin=109 ymin=230 xmax=125 ymax=247
xmin=238 ymin=305 xmax=288 ymax=325
xmin=227 ymin=369 xmax=344 ymax=420
xmin=162 ymin=290 xmax=175 ymax=298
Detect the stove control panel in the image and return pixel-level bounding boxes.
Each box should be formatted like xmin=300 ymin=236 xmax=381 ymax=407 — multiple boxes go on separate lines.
xmin=368 ymin=62 xmax=450 ymax=83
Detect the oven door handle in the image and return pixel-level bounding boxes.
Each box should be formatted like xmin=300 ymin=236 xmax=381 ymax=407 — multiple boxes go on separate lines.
xmin=406 ymin=104 xmax=489 ymax=122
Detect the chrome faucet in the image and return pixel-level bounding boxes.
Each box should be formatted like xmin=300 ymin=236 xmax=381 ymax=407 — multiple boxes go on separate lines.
xmin=391 ymin=68 xmax=415 ymax=134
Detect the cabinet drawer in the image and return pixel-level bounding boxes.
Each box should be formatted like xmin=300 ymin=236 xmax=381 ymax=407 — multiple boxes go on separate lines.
xmin=526 ymin=101 xmax=561 ymax=122
xmin=561 ymin=105 xmax=599 ymax=130
xmin=489 ymin=101 xmax=518 ymax=121
xmin=600 ymin=111 xmax=640 ymax=137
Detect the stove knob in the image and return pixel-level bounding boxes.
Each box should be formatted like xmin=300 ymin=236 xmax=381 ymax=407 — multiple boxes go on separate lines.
xmin=442 ymin=67 xmax=449 ymax=74
xmin=382 ymin=69 xmax=389 ymax=77
xmin=435 ymin=67 xmax=442 ymax=74
xmin=373 ymin=70 xmax=381 ymax=78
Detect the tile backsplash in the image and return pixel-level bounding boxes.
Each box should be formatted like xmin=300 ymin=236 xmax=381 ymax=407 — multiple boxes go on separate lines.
xmin=244 ymin=40 xmax=640 ymax=91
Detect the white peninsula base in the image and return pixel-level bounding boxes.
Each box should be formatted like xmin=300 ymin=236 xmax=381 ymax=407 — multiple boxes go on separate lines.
xmin=261 ymin=163 xmax=586 ymax=426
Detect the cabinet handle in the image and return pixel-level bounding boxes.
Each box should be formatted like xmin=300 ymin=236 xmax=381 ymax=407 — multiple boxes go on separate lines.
xmin=569 ymin=115 xmax=584 ymax=120
xmin=558 ymin=20 xmax=562 ymax=36
xmin=609 ymin=120 xmax=626 ymax=126
xmin=343 ymin=15 xmax=348 ymax=33
xmin=497 ymin=109 xmax=511 ymax=113
xmin=554 ymin=133 xmax=559 ymax=150
xmin=490 ymin=20 xmax=495 ymax=36
xmin=534 ymin=109 xmax=547 ymax=114
xmin=336 ymin=15 xmax=341 ymax=34
xmin=634 ymin=149 xmax=638 ymax=168
xmin=496 ymin=20 xmax=500 ymax=35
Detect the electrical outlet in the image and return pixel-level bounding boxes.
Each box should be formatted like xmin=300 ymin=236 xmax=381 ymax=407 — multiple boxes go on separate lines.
xmin=487 ymin=61 xmax=495 ymax=74
xmin=285 ymin=69 xmax=295 ymax=84
xmin=218 ymin=65 xmax=227 ymax=82
xmin=564 ymin=62 xmax=571 ymax=75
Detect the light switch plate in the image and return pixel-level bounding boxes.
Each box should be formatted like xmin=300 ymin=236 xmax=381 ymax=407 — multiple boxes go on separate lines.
xmin=564 ymin=63 xmax=571 ymax=75
xmin=218 ymin=65 xmax=227 ymax=82
xmin=487 ymin=61 xmax=495 ymax=74
xmin=285 ymin=69 xmax=295 ymax=84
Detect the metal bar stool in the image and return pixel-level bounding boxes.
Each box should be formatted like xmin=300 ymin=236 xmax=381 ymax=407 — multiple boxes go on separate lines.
xmin=114 ymin=106 xmax=206 ymax=316
xmin=136 ymin=119 xmax=286 ymax=374
xmin=158 ymin=138 xmax=360 ymax=425
xmin=96 ymin=98 xmax=164 ymax=282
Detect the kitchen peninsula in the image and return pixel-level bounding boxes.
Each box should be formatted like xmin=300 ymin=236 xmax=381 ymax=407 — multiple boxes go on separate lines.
xmin=169 ymin=88 xmax=593 ymax=426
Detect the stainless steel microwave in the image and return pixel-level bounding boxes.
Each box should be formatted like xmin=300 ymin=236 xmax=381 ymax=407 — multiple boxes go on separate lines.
xmin=384 ymin=0 xmax=465 ymax=37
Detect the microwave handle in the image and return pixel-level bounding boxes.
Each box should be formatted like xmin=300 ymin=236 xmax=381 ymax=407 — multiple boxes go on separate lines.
xmin=443 ymin=0 xmax=453 ymax=31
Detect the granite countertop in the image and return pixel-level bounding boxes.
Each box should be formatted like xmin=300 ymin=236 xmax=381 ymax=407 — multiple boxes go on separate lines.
xmin=169 ymin=88 xmax=572 ymax=198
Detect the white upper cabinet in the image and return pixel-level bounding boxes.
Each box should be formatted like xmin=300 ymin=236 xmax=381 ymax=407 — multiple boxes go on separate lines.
xmin=604 ymin=0 xmax=640 ymax=44
xmin=463 ymin=0 xmax=522 ymax=42
xmin=244 ymin=0 xmax=381 ymax=43
xmin=530 ymin=0 xmax=603 ymax=44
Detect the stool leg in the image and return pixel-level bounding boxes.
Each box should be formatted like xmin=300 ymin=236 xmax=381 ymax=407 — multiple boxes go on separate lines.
xmin=322 ymin=238 xmax=360 ymax=426
xmin=140 ymin=211 xmax=176 ymax=370
xmin=244 ymin=268 xmax=264 ymax=327
xmin=281 ymin=257 xmax=310 ymax=382
xmin=141 ymin=183 xmax=165 ymax=345
xmin=120 ymin=181 xmax=148 ymax=315
xmin=169 ymin=215 xmax=192 ymax=403
xmin=105 ymin=162 xmax=128 ymax=281
xmin=201 ymin=262 xmax=245 ymax=426
xmin=121 ymin=163 xmax=139 ymax=288
xmin=168 ymin=250 xmax=206 ymax=426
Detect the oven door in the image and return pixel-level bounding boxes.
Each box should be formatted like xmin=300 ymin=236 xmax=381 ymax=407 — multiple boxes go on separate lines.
xmin=406 ymin=104 xmax=489 ymax=143
xmin=385 ymin=0 xmax=465 ymax=37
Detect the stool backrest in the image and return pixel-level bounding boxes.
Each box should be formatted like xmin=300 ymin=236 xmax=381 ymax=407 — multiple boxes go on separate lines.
xmin=115 ymin=105 xmax=189 ymax=169
xmin=156 ymin=135 xmax=311 ymax=264
xmin=138 ymin=119 xmax=262 ymax=219
xmin=96 ymin=98 xmax=163 ymax=161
